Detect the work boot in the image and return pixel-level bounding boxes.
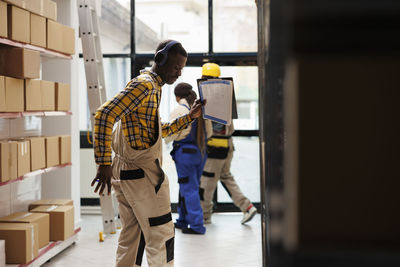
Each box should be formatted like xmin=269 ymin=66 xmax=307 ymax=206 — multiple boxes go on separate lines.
xmin=241 ymin=204 xmax=257 ymax=224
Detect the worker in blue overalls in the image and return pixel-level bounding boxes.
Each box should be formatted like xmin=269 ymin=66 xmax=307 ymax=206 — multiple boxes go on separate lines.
xmin=165 ymin=82 xmax=212 ymax=234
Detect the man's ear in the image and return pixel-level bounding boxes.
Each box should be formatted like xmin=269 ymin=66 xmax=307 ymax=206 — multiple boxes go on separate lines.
xmin=154 ymin=52 xmax=164 ymax=65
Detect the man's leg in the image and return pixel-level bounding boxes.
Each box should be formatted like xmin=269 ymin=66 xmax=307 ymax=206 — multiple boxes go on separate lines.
xmin=113 ymin=181 xmax=144 ymax=267
xmin=199 ymin=158 xmax=223 ymax=223
xmin=121 ymin=170 xmax=174 ymax=267
xmin=219 ymin=149 xmax=252 ymax=212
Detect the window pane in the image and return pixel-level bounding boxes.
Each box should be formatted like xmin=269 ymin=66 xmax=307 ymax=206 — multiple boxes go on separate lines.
xmin=78 ymin=58 xmax=131 ymax=131
xmin=220 ymin=66 xmax=259 ymax=130
xmin=77 ymin=0 xmax=130 ymax=54
xmin=217 ymin=136 xmax=260 ymax=203
xmin=135 ymin=0 xmax=208 ymax=53
xmin=213 ymin=0 xmax=257 ymax=52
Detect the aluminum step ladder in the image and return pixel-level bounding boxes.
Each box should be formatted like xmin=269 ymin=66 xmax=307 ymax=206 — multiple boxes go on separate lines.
xmin=77 ymin=0 xmax=120 ymax=242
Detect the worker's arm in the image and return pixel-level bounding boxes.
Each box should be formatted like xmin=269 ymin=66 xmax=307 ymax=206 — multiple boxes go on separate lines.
xmin=93 ymin=80 xmax=150 ymax=165
xmin=161 ymin=99 xmax=205 ymax=137
xmin=92 ymin=80 xmax=150 ymax=195
xmin=164 ymin=105 xmax=191 ymax=144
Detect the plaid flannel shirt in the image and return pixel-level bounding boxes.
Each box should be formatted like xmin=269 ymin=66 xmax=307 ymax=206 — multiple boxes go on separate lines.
xmin=94 ymin=70 xmax=193 ymax=165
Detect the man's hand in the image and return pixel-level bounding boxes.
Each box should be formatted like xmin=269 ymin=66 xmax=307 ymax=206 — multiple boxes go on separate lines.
xmin=189 ymin=99 xmax=206 ymax=119
xmin=91 ymin=165 xmax=113 ymax=195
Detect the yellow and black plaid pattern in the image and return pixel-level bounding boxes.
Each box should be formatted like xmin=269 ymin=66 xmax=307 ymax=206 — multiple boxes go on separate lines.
xmin=94 ymin=70 xmax=192 ymax=165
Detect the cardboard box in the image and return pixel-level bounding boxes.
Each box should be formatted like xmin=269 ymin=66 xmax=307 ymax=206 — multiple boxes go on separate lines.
xmin=45 ymin=136 xmax=59 ymax=167
xmin=0 ymin=142 xmax=10 ymax=183
xmin=26 ymin=0 xmax=42 ymax=16
xmin=4 ymin=77 xmax=24 ymax=112
xmin=62 ymin=26 xmax=75 ymax=55
xmin=46 ymin=19 xmax=62 ymax=52
xmin=0 ymin=222 xmax=39 ymax=264
xmin=3 ymin=0 xmax=26 ymax=9
xmin=59 ymin=135 xmax=71 ymax=165
xmin=25 ymin=79 xmax=42 ymax=111
xmin=0 ymin=212 xmax=49 ymax=248
xmin=28 ymin=136 xmax=45 ymax=171
xmin=28 ymin=199 xmax=73 ymax=210
xmin=0 ymin=76 xmax=5 ymax=112
xmin=47 ymin=20 xmax=75 ymax=55
xmin=41 ymin=80 xmax=55 ymax=111
xmin=7 ymin=5 xmax=30 ymax=43
xmin=0 ymin=47 xmax=40 ymax=79
xmin=30 ymin=205 xmax=74 ymax=241
xmin=55 ymin=82 xmax=70 ymax=111
xmin=30 ymin=13 xmax=46 ymax=48
xmin=0 ymin=142 xmax=17 ymax=181
xmin=43 ymin=0 xmax=56 ymax=21
xmin=0 ymin=1 xmax=7 ymax=38
xmin=13 ymin=140 xmax=30 ymax=177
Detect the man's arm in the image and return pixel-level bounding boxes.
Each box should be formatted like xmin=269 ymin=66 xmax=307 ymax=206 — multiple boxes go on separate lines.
xmin=164 ymin=105 xmax=191 ymax=143
xmin=161 ymin=99 xmax=205 ymax=137
xmin=92 ymin=80 xmax=150 ymax=195
xmin=94 ymin=81 xmax=150 ymax=165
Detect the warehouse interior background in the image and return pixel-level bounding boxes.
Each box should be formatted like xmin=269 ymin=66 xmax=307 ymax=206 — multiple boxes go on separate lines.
xmin=0 ymin=0 xmax=399 ymax=266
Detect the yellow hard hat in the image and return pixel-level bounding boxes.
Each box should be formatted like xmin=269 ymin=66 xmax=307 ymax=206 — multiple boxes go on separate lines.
xmin=202 ymin=63 xmax=220 ymax=78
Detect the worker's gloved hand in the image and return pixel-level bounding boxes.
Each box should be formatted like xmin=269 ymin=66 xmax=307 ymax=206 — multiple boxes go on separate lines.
xmin=92 ymin=165 xmax=113 ymax=195
xmin=190 ymin=99 xmax=206 ymax=119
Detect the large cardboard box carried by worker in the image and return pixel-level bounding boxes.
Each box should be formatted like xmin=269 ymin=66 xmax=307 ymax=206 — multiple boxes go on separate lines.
xmin=0 ymin=47 xmax=40 ymax=79
xmin=28 ymin=199 xmax=73 ymax=210
xmin=0 ymin=212 xmax=49 ymax=248
xmin=25 ymin=79 xmax=42 ymax=111
xmin=0 ymin=222 xmax=39 ymax=264
xmin=28 ymin=136 xmax=46 ymax=171
xmin=30 ymin=205 xmax=74 ymax=241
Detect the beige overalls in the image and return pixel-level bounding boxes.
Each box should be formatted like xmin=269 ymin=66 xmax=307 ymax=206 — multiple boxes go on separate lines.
xmin=200 ymin=124 xmax=251 ymax=221
xmin=111 ymin=115 xmax=174 ymax=267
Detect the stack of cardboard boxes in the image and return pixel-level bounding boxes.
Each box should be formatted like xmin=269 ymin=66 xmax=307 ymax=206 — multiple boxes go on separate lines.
xmin=0 ymin=0 xmax=73 ymax=113
xmin=0 ymin=0 xmax=76 ymax=265
xmin=0 ymin=199 xmax=74 ymax=264
xmin=0 ymin=135 xmax=71 ymax=184
xmin=0 ymin=0 xmax=75 ymax=55
xmin=0 ymin=57 xmax=71 ymax=113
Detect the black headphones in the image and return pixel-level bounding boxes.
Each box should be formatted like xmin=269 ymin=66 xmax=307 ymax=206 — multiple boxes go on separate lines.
xmin=154 ymin=40 xmax=180 ymax=66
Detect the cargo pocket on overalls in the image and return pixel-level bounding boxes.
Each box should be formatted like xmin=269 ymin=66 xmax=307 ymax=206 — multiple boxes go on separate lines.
xmin=120 ymin=168 xmax=150 ymax=200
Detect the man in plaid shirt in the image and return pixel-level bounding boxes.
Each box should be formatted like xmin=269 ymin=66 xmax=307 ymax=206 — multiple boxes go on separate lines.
xmin=92 ymin=40 xmax=204 ymax=267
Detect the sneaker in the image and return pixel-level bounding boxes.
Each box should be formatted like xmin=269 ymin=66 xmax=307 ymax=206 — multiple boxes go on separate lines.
xmin=204 ymin=217 xmax=212 ymax=224
xmin=182 ymin=228 xmax=204 ymax=235
xmin=241 ymin=205 xmax=257 ymax=224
